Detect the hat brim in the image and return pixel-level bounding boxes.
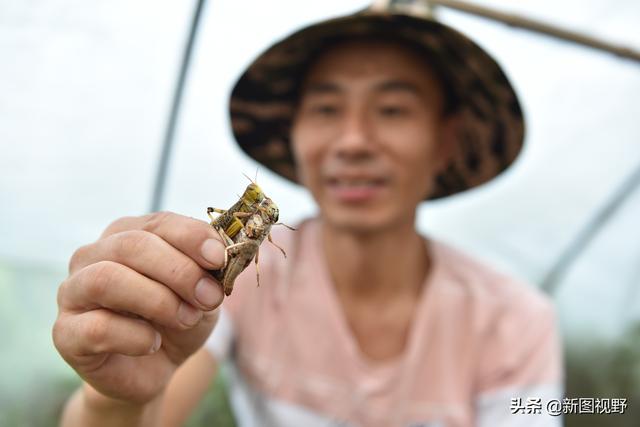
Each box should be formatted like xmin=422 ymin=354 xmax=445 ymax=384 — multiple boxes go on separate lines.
xmin=229 ymin=11 xmax=525 ymax=200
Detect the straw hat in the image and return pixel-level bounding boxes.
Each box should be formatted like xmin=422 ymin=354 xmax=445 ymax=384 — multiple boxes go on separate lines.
xmin=228 ymin=2 xmax=524 ymax=199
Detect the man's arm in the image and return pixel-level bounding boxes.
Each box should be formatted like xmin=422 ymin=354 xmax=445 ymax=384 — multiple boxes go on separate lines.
xmin=160 ymin=349 xmax=220 ymax=427
xmin=60 ymin=349 xmax=219 ymax=427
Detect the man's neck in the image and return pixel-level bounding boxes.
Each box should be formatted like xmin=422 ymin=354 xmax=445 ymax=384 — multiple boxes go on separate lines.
xmin=320 ymin=218 xmax=430 ymax=302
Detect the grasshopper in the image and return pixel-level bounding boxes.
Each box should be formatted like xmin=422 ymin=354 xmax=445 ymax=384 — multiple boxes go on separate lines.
xmin=213 ymin=197 xmax=289 ymax=296
xmin=207 ymin=174 xmax=264 ymax=244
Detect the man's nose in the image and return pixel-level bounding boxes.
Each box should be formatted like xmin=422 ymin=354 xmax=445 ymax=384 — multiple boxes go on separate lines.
xmin=333 ymin=107 xmax=373 ymax=159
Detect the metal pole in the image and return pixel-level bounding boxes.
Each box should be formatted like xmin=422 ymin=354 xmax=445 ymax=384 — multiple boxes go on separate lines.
xmin=428 ymin=0 xmax=640 ymax=63
xmin=541 ymin=164 xmax=640 ymax=294
xmin=150 ymin=0 xmax=208 ymax=212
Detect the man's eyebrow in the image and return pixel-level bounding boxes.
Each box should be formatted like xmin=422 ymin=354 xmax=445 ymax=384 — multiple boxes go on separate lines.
xmin=302 ymin=82 xmax=342 ymax=95
xmin=375 ymin=80 xmax=420 ymax=95
xmin=300 ymin=80 xmax=421 ymax=96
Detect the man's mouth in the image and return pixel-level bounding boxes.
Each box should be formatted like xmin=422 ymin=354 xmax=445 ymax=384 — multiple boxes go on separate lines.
xmin=325 ymin=176 xmax=389 ymax=202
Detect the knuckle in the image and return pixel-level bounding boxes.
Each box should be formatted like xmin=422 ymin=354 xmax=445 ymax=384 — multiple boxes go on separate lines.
xmin=68 ymin=243 xmax=92 ymax=273
xmin=148 ymin=295 xmax=176 ymax=323
xmin=103 ymin=216 xmax=136 ymax=237
xmin=170 ymin=257 xmax=199 ymax=286
xmin=141 ymin=211 xmax=174 ymax=234
xmin=82 ymin=261 xmax=119 ymax=301
xmin=51 ymin=317 xmax=68 ymax=353
xmin=84 ymin=312 xmax=111 ymax=350
xmin=56 ymin=278 xmax=70 ymax=308
xmin=111 ymin=230 xmax=153 ymax=259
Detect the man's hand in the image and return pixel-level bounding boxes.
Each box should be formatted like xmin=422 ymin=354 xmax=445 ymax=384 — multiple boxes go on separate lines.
xmin=53 ymin=212 xmax=226 ymax=406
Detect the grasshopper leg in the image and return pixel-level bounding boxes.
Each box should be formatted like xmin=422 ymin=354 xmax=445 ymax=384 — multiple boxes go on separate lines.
xmin=225 ymin=216 xmax=246 ymax=239
xmin=221 ymin=241 xmax=254 ymax=296
xmin=214 ymin=227 xmax=235 ymax=269
xmin=233 ymin=211 xmax=252 ymax=219
xmin=222 ymin=240 xmax=252 ymax=271
xmin=225 ymin=241 xmax=252 ymax=255
xmin=214 ymin=226 xmax=234 ymax=247
xmin=267 ymin=233 xmax=287 ymax=258
xmin=207 ymin=207 xmax=227 ymax=223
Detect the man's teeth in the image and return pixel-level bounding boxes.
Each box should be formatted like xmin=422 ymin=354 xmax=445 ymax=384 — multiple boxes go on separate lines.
xmin=333 ymin=178 xmax=380 ymax=187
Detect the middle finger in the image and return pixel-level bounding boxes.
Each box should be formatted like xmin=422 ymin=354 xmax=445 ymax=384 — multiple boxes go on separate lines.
xmin=61 ymin=260 xmax=204 ymax=330
xmin=71 ymin=230 xmax=223 ymax=311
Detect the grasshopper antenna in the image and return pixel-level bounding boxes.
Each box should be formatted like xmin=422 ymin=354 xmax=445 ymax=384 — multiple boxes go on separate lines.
xmin=275 ymin=222 xmax=296 ymax=231
xmin=242 ymin=172 xmax=257 ymax=184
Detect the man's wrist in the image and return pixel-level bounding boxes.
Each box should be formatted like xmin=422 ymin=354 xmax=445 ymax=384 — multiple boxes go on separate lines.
xmin=84 ymin=383 xmax=165 ymax=426
xmin=62 ymin=383 xmax=165 ymax=427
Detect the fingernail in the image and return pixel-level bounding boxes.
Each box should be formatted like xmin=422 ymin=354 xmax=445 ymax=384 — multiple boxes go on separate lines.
xmin=149 ymin=332 xmax=161 ymax=354
xmin=177 ymin=302 xmax=203 ymax=327
xmin=201 ymin=239 xmax=225 ymax=268
xmin=195 ymin=277 xmax=222 ymax=309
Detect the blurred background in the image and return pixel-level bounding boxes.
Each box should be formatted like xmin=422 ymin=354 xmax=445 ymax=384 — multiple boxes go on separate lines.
xmin=1 ymin=0 xmax=639 ymax=426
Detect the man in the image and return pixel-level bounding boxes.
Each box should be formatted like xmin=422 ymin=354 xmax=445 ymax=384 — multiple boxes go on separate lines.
xmin=53 ymin=4 xmax=563 ymax=427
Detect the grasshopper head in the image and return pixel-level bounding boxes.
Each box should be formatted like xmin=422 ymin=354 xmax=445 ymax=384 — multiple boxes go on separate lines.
xmin=242 ymin=183 xmax=265 ymax=206
xmin=258 ymin=197 xmax=279 ymax=223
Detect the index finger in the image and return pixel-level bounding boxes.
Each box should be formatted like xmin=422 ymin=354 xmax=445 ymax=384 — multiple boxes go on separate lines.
xmin=101 ymin=211 xmax=225 ymax=271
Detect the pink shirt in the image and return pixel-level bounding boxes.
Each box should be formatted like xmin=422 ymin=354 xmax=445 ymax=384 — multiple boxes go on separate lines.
xmin=206 ymin=218 xmax=564 ymax=427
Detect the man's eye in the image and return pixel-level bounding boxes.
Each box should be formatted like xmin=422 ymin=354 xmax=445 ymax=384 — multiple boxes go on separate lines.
xmin=379 ymin=106 xmax=408 ymax=117
xmin=310 ymin=104 xmax=339 ymax=116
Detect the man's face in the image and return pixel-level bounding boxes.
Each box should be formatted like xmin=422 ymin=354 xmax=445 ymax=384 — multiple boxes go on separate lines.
xmin=291 ymin=39 xmax=452 ymax=233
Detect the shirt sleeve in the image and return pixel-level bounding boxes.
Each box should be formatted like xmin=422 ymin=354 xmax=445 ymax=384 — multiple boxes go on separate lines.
xmin=475 ymin=291 xmax=565 ymax=427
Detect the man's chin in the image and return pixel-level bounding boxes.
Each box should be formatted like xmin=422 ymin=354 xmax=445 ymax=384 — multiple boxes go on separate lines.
xmin=320 ymin=210 xmax=393 ymax=235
